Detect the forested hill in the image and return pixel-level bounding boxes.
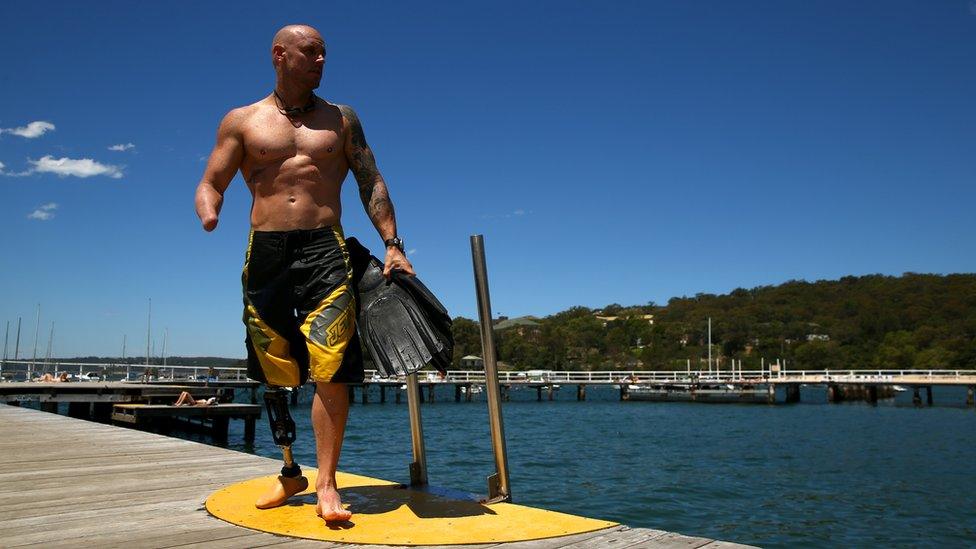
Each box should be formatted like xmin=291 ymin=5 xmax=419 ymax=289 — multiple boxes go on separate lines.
xmin=452 ymin=273 xmax=976 ymax=371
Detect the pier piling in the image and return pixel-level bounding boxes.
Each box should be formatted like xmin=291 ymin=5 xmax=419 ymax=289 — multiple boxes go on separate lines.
xmin=866 ymin=385 xmax=878 ymax=404
xmin=68 ymin=402 xmax=90 ymax=419
xmin=967 ymin=386 xmax=974 ymax=407
xmin=577 ymin=384 xmax=586 ymax=401
xmin=913 ymin=387 xmax=922 ymax=406
xmin=926 ymin=386 xmax=933 ymax=406
xmin=785 ymin=384 xmax=801 ymax=403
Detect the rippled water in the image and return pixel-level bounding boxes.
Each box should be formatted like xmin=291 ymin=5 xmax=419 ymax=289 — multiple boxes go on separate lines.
xmin=215 ymin=385 xmax=976 ymax=547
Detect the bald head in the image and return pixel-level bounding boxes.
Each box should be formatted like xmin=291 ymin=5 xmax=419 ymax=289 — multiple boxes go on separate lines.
xmin=273 ymin=25 xmax=322 ymax=48
xmin=272 ymin=25 xmax=325 ymax=64
xmin=271 ymin=24 xmax=326 ymax=90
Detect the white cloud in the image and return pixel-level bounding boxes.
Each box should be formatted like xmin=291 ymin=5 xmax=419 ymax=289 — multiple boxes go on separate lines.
xmin=108 ymin=143 xmax=135 ymax=152
xmin=480 ymin=208 xmax=532 ymax=220
xmin=407 ymin=248 xmax=417 ymax=256
xmin=0 ymin=161 xmax=5 ymax=172
xmin=27 ymin=155 xmax=123 ymax=179
xmin=1 ymin=121 xmax=56 ymax=138
xmin=27 ymin=203 xmax=58 ymax=221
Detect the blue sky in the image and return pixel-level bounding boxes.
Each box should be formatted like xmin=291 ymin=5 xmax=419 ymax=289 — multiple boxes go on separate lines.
xmin=2 ymin=1 xmax=975 ymax=358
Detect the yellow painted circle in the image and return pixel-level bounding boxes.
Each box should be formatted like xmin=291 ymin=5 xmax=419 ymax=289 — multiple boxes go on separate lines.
xmin=206 ymin=470 xmax=617 ymax=545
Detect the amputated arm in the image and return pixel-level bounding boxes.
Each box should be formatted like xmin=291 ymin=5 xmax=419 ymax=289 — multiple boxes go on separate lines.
xmin=194 ymin=109 xmax=245 ymax=232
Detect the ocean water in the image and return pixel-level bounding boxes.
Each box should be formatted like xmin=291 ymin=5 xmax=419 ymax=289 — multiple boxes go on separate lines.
xmin=213 ymin=385 xmax=976 ymax=548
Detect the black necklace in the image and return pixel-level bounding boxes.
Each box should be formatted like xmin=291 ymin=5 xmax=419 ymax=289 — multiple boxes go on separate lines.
xmin=273 ymin=90 xmax=316 ymax=116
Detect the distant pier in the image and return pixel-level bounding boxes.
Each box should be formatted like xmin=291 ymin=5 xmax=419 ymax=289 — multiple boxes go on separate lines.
xmin=0 ymin=380 xmax=261 ymax=440
xmin=3 ymin=359 xmax=975 ymax=407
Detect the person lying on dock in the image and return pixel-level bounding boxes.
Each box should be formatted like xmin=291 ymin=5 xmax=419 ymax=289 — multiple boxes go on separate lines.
xmin=34 ymin=372 xmax=69 ymax=382
xmin=174 ymin=391 xmax=218 ymax=407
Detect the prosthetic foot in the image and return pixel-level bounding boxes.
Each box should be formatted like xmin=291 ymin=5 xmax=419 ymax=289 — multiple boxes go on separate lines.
xmin=255 ymin=387 xmax=309 ymax=509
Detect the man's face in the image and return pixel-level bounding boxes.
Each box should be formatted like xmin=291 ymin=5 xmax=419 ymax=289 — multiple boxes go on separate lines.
xmin=281 ymin=32 xmax=325 ymax=88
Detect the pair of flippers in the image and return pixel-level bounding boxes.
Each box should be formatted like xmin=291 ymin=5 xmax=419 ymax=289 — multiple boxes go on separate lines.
xmin=346 ymin=238 xmax=453 ymax=378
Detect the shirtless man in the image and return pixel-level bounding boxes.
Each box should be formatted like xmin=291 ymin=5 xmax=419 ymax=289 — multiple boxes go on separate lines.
xmin=194 ymin=24 xmax=414 ymax=522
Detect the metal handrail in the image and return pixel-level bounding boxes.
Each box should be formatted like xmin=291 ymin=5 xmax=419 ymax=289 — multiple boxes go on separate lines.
xmin=471 ymin=234 xmax=511 ymax=503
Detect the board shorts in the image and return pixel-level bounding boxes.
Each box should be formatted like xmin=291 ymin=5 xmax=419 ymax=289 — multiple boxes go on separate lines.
xmin=242 ymin=226 xmax=363 ymax=387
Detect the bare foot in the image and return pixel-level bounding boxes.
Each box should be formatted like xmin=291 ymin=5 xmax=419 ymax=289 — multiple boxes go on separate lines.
xmin=255 ymin=475 xmax=309 ymax=509
xmin=316 ymin=487 xmax=352 ymax=522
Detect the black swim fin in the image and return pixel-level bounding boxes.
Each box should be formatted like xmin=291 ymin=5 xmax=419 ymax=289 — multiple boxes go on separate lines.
xmin=346 ymin=237 xmax=453 ymax=378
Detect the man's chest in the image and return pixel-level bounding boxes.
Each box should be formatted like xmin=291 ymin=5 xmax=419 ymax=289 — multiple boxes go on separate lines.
xmin=242 ymin=113 xmax=344 ymax=164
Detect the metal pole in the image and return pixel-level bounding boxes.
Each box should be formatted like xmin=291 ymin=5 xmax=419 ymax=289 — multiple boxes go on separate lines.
xmin=146 ymin=298 xmax=152 ymax=367
xmin=44 ymin=321 xmax=54 ymax=368
xmin=162 ymin=328 xmax=168 ymax=367
xmin=31 ymin=304 xmax=40 ymax=378
xmin=1 ymin=320 xmax=8 ymax=379
xmin=470 ymin=235 xmax=512 ymax=503
xmin=14 ymin=317 xmax=21 ymax=360
xmin=405 ymin=372 xmax=428 ymax=486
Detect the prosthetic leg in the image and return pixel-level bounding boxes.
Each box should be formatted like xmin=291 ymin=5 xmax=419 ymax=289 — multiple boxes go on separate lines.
xmin=255 ymin=387 xmax=309 ymax=509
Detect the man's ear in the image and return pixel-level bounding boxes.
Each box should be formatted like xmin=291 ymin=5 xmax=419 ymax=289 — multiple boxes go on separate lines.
xmin=272 ymin=44 xmax=285 ymax=67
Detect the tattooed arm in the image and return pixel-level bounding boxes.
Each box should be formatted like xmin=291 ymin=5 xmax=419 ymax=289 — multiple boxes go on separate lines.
xmin=340 ymin=104 xmax=415 ymax=277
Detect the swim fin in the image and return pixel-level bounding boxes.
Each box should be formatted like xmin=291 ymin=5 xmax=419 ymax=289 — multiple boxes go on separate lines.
xmin=346 ymin=237 xmax=453 ymax=378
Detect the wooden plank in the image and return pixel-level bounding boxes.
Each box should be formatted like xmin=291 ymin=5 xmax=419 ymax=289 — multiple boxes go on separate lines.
xmin=0 ymin=481 xmax=248 ymax=519
xmin=463 ymin=526 xmax=630 ymax=549
xmin=544 ymin=527 xmax=670 ymax=549
xmin=0 ymin=456 xmax=269 ymax=493
xmin=629 ymin=532 xmax=715 ymax=548
xmin=260 ymin=540 xmax=347 ymax=549
xmin=698 ymin=541 xmax=757 ymax=549
xmin=0 ymin=464 xmax=273 ymax=506
xmin=80 ymin=525 xmax=277 ymax=549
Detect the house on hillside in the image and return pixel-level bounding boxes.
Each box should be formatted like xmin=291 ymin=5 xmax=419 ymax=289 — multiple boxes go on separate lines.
xmin=594 ymin=313 xmax=654 ymax=327
xmin=493 ymin=316 xmax=541 ymax=336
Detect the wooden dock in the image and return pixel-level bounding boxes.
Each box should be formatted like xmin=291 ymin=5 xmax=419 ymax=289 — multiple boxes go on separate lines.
xmin=112 ymin=403 xmax=261 ymax=441
xmin=0 ymin=405 xmax=753 ymax=548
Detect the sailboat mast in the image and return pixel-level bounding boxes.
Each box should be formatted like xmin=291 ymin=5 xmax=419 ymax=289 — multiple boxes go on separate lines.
xmin=14 ymin=317 xmax=21 ymax=360
xmin=146 ymin=298 xmax=152 ymax=367
xmin=44 ymin=321 xmax=54 ymax=366
xmin=31 ymin=304 xmax=40 ymax=376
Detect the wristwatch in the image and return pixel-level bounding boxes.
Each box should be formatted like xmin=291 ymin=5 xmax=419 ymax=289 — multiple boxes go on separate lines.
xmin=384 ymin=236 xmax=404 ymax=252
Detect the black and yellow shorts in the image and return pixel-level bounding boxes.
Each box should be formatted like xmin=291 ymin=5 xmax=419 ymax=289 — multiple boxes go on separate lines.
xmin=242 ymin=226 xmax=362 ymax=387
